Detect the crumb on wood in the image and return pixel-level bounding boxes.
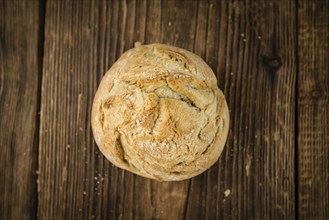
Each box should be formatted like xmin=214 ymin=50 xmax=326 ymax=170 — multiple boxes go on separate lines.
xmin=224 ymin=189 xmax=231 ymax=197
xmin=134 ymin=41 xmax=142 ymax=48
xmin=245 ymin=154 xmax=252 ymax=177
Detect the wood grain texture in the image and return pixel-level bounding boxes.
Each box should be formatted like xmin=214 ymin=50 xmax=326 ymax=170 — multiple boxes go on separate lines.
xmin=38 ymin=0 xmax=297 ymax=219
xmin=298 ymin=0 xmax=329 ymax=219
xmin=184 ymin=0 xmax=297 ymax=219
xmin=0 ymin=0 xmax=41 ymax=219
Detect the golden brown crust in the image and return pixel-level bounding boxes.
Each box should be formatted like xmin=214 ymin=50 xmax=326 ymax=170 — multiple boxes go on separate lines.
xmin=91 ymin=43 xmax=229 ymax=181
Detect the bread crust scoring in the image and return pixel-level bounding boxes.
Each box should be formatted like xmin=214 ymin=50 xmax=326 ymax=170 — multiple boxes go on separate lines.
xmin=92 ymin=43 xmax=229 ymax=181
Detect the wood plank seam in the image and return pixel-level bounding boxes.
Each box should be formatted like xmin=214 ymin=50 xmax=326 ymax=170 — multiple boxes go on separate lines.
xmin=35 ymin=0 xmax=46 ymax=218
xmin=295 ymin=0 xmax=299 ymax=219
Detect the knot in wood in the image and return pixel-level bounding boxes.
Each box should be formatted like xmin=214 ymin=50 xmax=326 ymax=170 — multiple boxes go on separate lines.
xmin=261 ymin=55 xmax=282 ymax=73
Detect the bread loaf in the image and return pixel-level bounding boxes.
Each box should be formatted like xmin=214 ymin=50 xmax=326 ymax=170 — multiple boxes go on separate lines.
xmin=91 ymin=43 xmax=229 ymax=181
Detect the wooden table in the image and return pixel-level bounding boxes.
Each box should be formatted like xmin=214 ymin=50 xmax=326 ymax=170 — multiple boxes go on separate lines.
xmin=1 ymin=0 xmax=328 ymax=219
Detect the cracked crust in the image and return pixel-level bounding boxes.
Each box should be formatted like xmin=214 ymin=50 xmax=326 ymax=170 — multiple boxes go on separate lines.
xmin=91 ymin=43 xmax=229 ymax=181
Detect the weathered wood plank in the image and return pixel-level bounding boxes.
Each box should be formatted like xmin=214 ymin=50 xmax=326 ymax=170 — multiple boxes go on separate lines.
xmin=39 ymin=0 xmax=297 ymax=219
xmin=298 ymin=1 xmax=329 ymax=219
xmin=183 ymin=0 xmax=297 ymax=219
xmin=0 ymin=0 xmax=42 ymax=219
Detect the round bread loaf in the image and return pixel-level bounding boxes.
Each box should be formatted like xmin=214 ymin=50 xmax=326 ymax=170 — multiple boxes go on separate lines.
xmin=91 ymin=43 xmax=229 ymax=181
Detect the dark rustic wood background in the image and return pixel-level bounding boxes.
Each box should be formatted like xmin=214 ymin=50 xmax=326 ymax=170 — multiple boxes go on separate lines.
xmin=1 ymin=0 xmax=328 ymax=219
